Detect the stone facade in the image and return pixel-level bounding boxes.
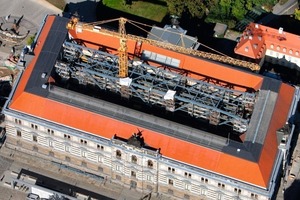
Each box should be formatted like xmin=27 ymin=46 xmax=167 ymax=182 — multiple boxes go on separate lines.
xmin=2 ymin=113 xmax=272 ymax=200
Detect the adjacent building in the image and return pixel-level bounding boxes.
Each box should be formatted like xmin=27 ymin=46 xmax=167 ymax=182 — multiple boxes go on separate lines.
xmin=2 ymin=15 xmax=300 ymax=200
xmin=235 ymin=22 xmax=300 ymax=70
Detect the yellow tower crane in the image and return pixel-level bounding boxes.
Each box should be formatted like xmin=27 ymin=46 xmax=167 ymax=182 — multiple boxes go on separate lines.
xmin=118 ymin=17 xmax=128 ymax=78
xmin=66 ymin=16 xmax=261 ymax=74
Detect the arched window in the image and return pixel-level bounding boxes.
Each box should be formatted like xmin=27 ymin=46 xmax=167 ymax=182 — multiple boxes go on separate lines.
xmin=131 ymin=155 xmax=137 ymax=163
xmin=116 ymin=150 xmax=122 ymax=159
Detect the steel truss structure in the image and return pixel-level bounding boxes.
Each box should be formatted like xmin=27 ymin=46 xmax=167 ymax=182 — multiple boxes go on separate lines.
xmin=55 ymin=41 xmax=257 ymax=133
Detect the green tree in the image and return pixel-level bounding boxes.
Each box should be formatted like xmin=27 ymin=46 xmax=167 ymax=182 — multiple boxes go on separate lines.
xmin=232 ymin=0 xmax=247 ymax=20
xmin=219 ymin=0 xmax=232 ymax=18
xmin=295 ymin=9 xmax=300 ymax=20
xmin=165 ymin=0 xmax=209 ymax=18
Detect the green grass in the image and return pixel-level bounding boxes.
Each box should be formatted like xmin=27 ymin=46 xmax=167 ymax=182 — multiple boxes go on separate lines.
xmin=45 ymin=0 xmax=66 ymax=10
xmin=103 ymin=0 xmax=168 ymax=22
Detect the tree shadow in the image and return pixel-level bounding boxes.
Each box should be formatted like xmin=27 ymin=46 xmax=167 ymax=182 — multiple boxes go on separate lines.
xmin=62 ymin=0 xmax=170 ymax=37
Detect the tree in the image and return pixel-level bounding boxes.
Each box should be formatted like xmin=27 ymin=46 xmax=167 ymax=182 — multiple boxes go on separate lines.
xmin=295 ymin=9 xmax=300 ymax=21
xmin=165 ymin=0 xmax=208 ymax=18
xmin=232 ymin=0 xmax=247 ymax=20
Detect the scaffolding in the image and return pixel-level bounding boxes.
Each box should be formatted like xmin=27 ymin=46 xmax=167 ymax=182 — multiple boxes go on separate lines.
xmin=55 ymin=41 xmax=257 ymax=133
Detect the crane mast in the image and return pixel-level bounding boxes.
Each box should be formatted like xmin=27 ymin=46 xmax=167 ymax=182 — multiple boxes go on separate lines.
xmin=118 ymin=18 xmax=128 ymax=78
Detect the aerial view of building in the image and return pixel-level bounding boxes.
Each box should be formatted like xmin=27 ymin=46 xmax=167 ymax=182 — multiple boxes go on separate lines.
xmin=1 ymin=12 xmax=299 ymax=200
xmin=235 ymin=22 xmax=300 ymax=71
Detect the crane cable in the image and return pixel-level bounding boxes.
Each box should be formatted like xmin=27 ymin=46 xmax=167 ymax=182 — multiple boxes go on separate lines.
xmin=126 ymin=19 xmax=232 ymax=58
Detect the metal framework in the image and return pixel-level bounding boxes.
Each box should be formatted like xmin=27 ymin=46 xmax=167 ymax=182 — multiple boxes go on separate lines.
xmin=55 ymin=41 xmax=257 ymax=133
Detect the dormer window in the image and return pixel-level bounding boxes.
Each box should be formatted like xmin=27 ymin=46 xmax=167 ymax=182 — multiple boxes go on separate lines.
xmin=277 ymin=46 xmax=280 ymax=51
xmin=283 ymin=48 xmax=286 ymax=52
xmin=245 ymin=47 xmax=249 ymax=52
xmin=296 ymin=51 xmax=299 ymax=56
xmin=270 ymin=44 xmax=274 ymax=49
xmin=258 ymin=36 xmax=262 ymax=41
xmin=253 ymin=44 xmax=258 ymax=49
xmin=289 ymin=49 xmax=293 ymax=54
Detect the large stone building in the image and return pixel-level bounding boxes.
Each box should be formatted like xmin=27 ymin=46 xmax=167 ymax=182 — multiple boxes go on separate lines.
xmin=2 ymin=15 xmax=300 ymax=200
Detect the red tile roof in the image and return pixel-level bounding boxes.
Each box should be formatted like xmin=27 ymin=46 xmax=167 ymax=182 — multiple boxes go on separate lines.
xmin=235 ymin=23 xmax=300 ymax=59
xmin=8 ymin=16 xmax=296 ymax=188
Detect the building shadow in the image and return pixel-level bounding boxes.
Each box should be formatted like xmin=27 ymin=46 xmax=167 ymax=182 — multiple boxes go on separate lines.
xmin=284 ymin=179 xmax=300 ymax=200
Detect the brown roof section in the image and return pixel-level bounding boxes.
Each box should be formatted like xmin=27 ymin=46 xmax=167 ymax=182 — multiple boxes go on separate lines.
xmin=235 ymin=22 xmax=300 ymax=59
xmin=8 ymin=16 xmax=296 ymax=188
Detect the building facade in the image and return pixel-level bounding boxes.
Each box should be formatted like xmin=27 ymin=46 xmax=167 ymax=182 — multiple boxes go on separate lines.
xmin=2 ymin=15 xmax=300 ymax=200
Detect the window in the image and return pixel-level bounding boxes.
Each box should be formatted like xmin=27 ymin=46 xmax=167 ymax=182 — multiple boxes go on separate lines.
xmin=251 ymin=193 xmax=258 ymax=199
xmin=201 ymin=189 xmax=206 ymax=195
xmin=131 ymin=155 xmax=137 ymax=163
xmin=64 ymin=134 xmax=71 ymax=140
xmin=116 ymin=175 xmax=121 ymax=181
xmin=33 ymin=135 xmax=37 ymax=142
xmin=185 ymin=184 xmax=190 ymax=190
xmin=65 ymin=156 xmax=71 ymax=162
xmin=218 ymin=183 xmax=225 ymax=189
xmin=146 ymin=185 xmax=152 ymax=190
xmin=65 ymin=146 xmax=70 ymax=152
xmin=47 ymin=129 xmax=54 ymax=135
xmin=17 ymin=130 xmax=22 ymax=137
xmin=234 ymin=188 xmax=241 ymax=194
xmin=98 ymin=167 xmax=103 ymax=172
xmin=33 ymin=146 xmax=38 ymax=152
xmin=116 ymin=150 xmax=122 ymax=159
xmin=168 ymin=189 xmax=173 ymax=195
xmin=80 ymin=139 xmax=87 ymax=145
xmin=168 ymin=179 xmax=173 ymax=185
xmin=184 ymin=172 xmax=191 ymax=178
xmin=82 ymin=151 xmax=86 ymax=158
xmin=201 ymin=177 xmax=208 ymax=183
xmin=31 ymin=124 xmax=38 ymax=130
xmin=116 ymin=165 xmax=121 ymax=171
xmin=277 ymin=45 xmax=280 ymax=50
xmin=97 ymin=144 xmax=104 ymax=150
xmin=131 ymin=171 xmax=136 ymax=178
xmin=15 ymin=119 xmax=21 ymax=124
xmin=81 ymin=161 xmax=87 ymax=167
xmin=184 ymin=194 xmax=190 ymax=200
xmin=146 ymin=175 xmax=152 ymax=181
xmin=168 ymin=167 xmax=175 ymax=173
xmin=147 ymin=160 xmax=153 ymax=168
